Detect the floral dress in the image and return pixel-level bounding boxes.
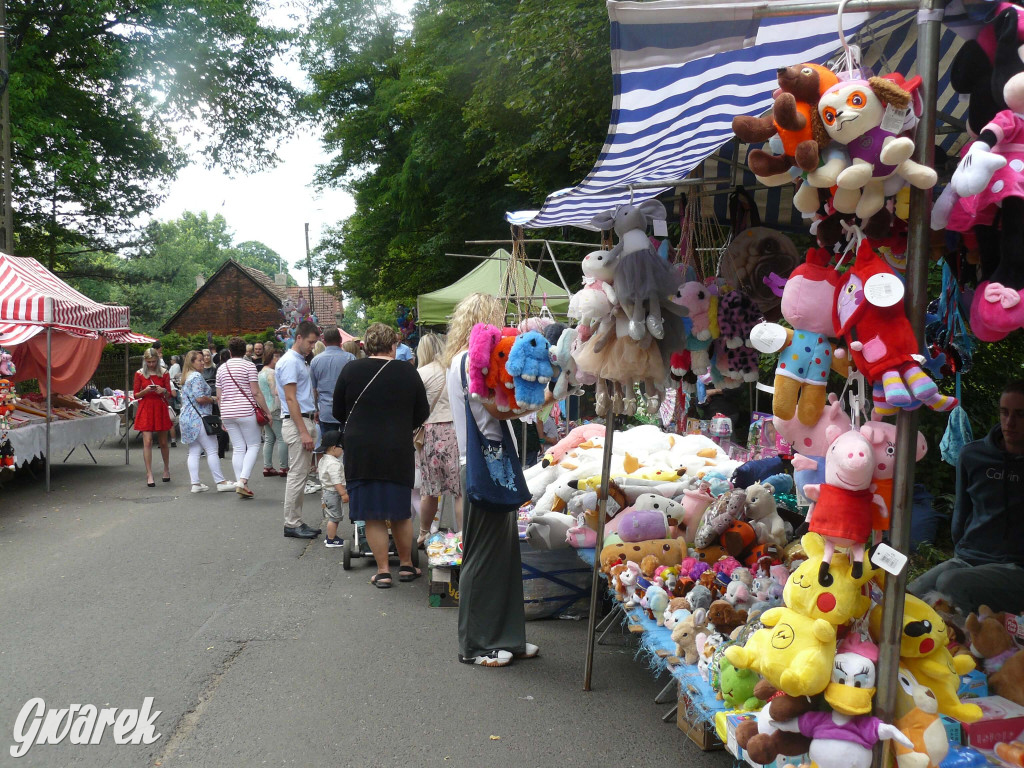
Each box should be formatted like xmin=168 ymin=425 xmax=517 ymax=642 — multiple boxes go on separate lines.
xmin=179 ymin=372 xmax=214 ymax=445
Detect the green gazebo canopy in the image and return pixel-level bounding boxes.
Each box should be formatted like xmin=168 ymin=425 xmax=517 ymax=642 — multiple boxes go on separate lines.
xmin=417 ymin=249 xmax=571 ymax=326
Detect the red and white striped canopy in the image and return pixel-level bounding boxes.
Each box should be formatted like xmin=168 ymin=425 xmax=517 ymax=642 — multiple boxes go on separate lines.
xmin=0 ymin=253 xmax=130 ymax=333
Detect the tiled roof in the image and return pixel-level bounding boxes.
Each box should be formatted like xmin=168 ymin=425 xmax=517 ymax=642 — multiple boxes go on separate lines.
xmin=286 ymin=286 xmax=344 ymax=326
xmin=238 ymin=263 xmax=287 ymax=301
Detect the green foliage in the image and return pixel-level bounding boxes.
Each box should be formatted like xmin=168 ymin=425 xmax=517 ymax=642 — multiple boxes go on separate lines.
xmin=298 ymin=0 xmax=610 ymax=303
xmin=9 ymin=0 xmax=296 ymax=267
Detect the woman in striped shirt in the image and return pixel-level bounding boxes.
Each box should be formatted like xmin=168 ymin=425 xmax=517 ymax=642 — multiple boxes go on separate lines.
xmin=216 ymin=337 xmax=271 ymax=499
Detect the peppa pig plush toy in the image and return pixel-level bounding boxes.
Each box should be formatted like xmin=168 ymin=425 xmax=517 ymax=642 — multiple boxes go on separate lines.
xmin=834 ymin=240 xmax=956 ymax=415
xmin=860 ymin=418 xmax=927 ymax=539
xmin=803 ymin=426 xmax=887 ymax=586
xmin=774 ymin=393 xmax=851 ymax=504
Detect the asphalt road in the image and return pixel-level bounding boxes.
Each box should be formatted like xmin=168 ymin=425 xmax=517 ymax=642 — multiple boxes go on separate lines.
xmin=0 ymin=441 xmax=734 ymax=768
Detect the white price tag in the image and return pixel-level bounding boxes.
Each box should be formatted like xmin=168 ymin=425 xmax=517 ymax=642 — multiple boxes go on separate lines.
xmin=749 ymin=322 xmax=788 ymax=353
xmin=864 ymin=273 xmax=904 ymax=307
xmin=432 ymin=567 xmax=451 ymax=583
xmin=870 ymin=543 xmax=908 ymax=576
xmin=881 ymin=104 xmax=909 ymax=135
xmin=653 ymin=219 xmax=669 ymax=238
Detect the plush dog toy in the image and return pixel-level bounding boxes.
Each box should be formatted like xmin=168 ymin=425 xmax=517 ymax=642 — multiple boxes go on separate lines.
xmin=894 ymin=667 xmax=951 ymax=768
xmin=966 ymin=605 xmax=1024 ymax=705
xmin=671 ymin=607 xmax=708 ymax=664
xmin=506 ymin=330 xmax=553 ymax=409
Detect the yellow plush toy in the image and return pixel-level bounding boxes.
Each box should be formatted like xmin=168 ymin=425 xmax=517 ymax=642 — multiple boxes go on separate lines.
xmin=869 ymin=594 xmax=982 ymax=723
xmin=725 ymin=534 xmax=874 ymax=697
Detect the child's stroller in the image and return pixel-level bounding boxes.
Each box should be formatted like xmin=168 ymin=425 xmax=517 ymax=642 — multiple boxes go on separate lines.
xmin=342 ymin=521 xmax=420 ymax=570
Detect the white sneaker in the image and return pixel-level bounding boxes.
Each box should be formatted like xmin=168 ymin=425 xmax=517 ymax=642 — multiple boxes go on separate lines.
xmin=458 ymin=649 xmax=513 ymax=667
xmin=304 ymin=479 xmax=322 ymax=494
xmin=215 ymin=481 xmax=236 ymax=492
xmin=515 ymin=642 xmax=540 ymax=660
xmin=190 ymin=483 xmax=209 ymax=493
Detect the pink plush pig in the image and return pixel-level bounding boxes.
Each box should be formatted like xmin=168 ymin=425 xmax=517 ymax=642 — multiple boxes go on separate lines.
xmin=859 ymin=419 xmax=928 ymax=539
xmin=773 ymin=393 xmax=851 ymax=503
xmin=467 ymin=323 xmax=501 ymax=401
xmin=803 ymin=426 xmax=886 ymax=586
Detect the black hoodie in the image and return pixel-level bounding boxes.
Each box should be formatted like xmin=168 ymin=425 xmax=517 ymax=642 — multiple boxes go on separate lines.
xmin=952 ymin=425 xmax=1024 ymax=566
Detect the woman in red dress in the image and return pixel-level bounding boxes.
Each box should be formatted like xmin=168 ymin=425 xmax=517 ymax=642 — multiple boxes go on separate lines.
xmin=134 ymin=347 xmax=173 ymax=487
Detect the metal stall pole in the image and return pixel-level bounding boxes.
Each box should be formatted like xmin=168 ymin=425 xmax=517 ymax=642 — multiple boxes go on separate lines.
xmin=872 ymin=0 xmax=944 ymax=747
xmin=45 ymin=326 xmax=51 ymax=491
xmin=583 ymin=414 xmax=617 ymax=691
xmin=125 ymin=343 xmax=130 ymax=465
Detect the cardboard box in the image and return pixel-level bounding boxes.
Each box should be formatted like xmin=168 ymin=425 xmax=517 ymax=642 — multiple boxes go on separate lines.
xmin=958 ymin=696 xmax=1024 ymax=751
xmin=428 ymin=566 xmax=459 ymax=608
xmin=677 ymin=687 xmax=723 ymax=752
xmin=1005 ymin=613 xmax=1024 ymax=643
xmin=940 ymin=715 xmax=963 ymax=746
xmin=958 ymin=669 xmax=989 ymax=700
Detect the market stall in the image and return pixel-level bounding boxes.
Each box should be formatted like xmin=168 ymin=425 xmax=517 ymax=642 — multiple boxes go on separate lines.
xmin=0 ymin=253 xmax=154 ymax=489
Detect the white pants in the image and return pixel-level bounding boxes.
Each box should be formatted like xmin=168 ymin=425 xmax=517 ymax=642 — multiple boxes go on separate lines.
xmin=187 ymin=429 xmax=225 ymax=486
xmin=223 ymin=415 xmax=261 ymax=484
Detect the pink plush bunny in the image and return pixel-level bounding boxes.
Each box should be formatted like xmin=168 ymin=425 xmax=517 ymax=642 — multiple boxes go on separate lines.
xmin=674 ymin=281 xmax=718 ymax=340
xmin=467 ymin=323 xmax=501 ymax=402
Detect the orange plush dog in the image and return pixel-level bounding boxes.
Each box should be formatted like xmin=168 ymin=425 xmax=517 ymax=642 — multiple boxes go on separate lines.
xmin=966 ymin=605 xmax=1024 ymax=706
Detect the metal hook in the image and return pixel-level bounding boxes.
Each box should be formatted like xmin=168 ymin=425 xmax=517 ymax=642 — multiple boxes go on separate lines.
xmin=837 ymin=0 xmax=857 ymax=78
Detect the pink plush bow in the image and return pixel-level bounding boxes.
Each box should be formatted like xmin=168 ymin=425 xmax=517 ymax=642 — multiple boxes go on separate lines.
xmin=984 ymin=282 xmax=1021 ymax=309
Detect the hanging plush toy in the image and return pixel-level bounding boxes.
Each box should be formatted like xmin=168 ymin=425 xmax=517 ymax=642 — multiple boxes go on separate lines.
xmin=803 ymin=426 xmax=886 ymax=585
xmin=732 ymin=63 xmax=839 ymax=178
xmin=773 ymin=702 xmax=913 ymax=768
xmin=568 ymin=250 xmax=618 ymax=344
xmin=590 ymin=201 xmax=682 ymax=341
xmin=814 ymin=76 xmax=937 ymax=219
xmin=468 ymin=323 xmax=501 ymax=402
xmin=549 ymin=327 xmax=584 ymax=401
xmin=859 ymin=418 xmax=927 ymax=540
xmin=833 ymin=240 xmax=956 ymax=414
xmin=506 ymin=331 xmax=553 ymax=410
xmin=0 ymin=350 xmax=14 ymax=377
xmin=484 ymin=333 xmax=519 ymax=412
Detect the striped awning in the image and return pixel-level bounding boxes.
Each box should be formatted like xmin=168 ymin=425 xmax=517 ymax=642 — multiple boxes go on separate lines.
xmin=0 ymin=323 xmax=43 ymax=346
xmin=507 ymin=0 xmax=982 ymax=231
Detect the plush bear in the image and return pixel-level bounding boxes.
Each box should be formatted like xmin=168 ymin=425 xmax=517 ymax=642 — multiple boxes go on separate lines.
xmin=707 ymin=599 xmax=748 ymax=636
xmin=506 ymin=331 xmax=553 ymax=409
xmin=735 ymin=680 xmax=815 ymax=764
xmin=745 ymin=481 xmax=787 ymax=549
xmin=814 ymin=76 xmax=937 ymax=219
xmin=484 ymin=334 xmax=519 ymax=412
xmin=732 ymin=63 xmax=839 ymax=177
xmin=468 ymin=323 xmax=501 ymax=402
xmin=833 ymin=240 xmax=955 ymax=414
xmin=966 ymin=605 xmax=1024 ymax=705
xmin=671 ymin=607 xmax=708 ymax=664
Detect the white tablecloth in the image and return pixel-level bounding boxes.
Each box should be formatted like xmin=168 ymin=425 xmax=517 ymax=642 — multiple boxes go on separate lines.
xmin=6 ymin=413 xmax=121 ymax=466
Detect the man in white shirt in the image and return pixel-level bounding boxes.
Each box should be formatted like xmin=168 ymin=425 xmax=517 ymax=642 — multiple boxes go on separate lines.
xmin=276 ymin=320 xmax=322 ymax=539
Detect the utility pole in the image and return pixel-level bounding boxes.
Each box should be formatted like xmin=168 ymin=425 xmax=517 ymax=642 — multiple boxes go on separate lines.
xmin=304 ymin=222 xmax=314 ymax=311
xmin=0 ymin=0 xmax=14 ymax=254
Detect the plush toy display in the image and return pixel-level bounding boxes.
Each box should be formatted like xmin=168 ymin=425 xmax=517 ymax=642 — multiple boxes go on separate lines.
xmin=824 ymin=634 xmax=879 ymax=716
xmin=833 ymin=240 xmax=955 ymax=414
xmin=804 ymin=427 xmax=886 ymax=585
xmin=734 ymin=680 xmax=815 ymax=765
xmin=869 ymin=594 xmax=983 ymax=722
xmin=506 ymin=331 xmax=554 ymax=409
xmin=568 ymin=250 xmax=618 ymax=343
xmin=813 ymin=76 xmax=937 ymax=219
xmin=468 ymin=323 xmax=501 ymax=401
xmin=732 ymin=63 xmax=839 ymax=178
xmin=966 ymin=605 xmax=1024 ymax=705
xmin=774 ymin=706 xmax=913 ymax=768
xmin=745 ymin=481 xmax=787 ymax=548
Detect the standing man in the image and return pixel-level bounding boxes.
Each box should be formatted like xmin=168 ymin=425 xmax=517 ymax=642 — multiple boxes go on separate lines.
xmin=253 ymin=341 xmax=265 ymax=372
xmin=396 ymin=339 xmax=415 ymax=364
xmin=277 ymin=320 xmax=323 ymax=540
xmin=909 ymin=379 xmax=1024 ymax=614
xmin=310 ymin=328 xmax=355 ymax=447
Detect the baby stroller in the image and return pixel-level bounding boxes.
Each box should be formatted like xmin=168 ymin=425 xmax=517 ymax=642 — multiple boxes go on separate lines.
xmin=342 ymin=520 xmax=420 ymax=571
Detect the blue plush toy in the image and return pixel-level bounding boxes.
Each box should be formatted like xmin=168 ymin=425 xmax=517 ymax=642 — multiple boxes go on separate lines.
xmin=506 ymin=331 xmax=553 ymax=409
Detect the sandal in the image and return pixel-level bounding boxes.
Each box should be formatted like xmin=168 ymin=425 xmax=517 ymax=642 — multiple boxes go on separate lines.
xmin=398 ymin=565 xmax=422 ymax=582
xmin=370 ymin=572 xmax=392 ymax=589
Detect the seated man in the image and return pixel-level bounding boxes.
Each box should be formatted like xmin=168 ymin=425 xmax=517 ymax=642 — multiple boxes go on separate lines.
xmin=909 ymin=379 xmax=1024 ymax=614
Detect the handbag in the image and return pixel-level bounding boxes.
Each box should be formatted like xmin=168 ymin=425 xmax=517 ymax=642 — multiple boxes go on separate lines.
xmin=343 ymin=360 xmax=392 ymax=446
xmin=183 ymin=385 xmax=222 ymax=436
xmin=460 ymin=355 xmax=530 ymax=513
xmin=414 ymin=368 xmax=446 ymax=451
xmin=226 ymin=362 xmax=270 ymax=425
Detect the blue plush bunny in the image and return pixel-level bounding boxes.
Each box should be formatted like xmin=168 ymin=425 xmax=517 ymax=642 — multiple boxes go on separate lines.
xmin=506 ymin=331 xmax=553 ymax=409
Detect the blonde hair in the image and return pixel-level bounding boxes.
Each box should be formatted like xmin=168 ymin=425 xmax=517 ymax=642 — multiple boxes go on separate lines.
xmin=443 ymin=293 xmax=504 ymax=368
xmin=313 ymin=341 xmax=326 ymax=356
xmin=179 ymin=350 xmax=203 ymax=386
xmin=364 ymin=323 xmax=399 ymax=356
xmin=416 ymin=333 xmax=446 ymax=369
xmin=342 ymin=340 xmax=363 ymax=358
xmin=138 ymin=347 xmax=166 ymax=376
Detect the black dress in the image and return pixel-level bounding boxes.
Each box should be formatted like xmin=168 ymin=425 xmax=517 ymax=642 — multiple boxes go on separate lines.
xmin=333 ymin=358 xmax=429 ymax=521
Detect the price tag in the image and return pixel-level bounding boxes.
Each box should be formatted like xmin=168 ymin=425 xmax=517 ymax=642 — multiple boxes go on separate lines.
xmin=652 ymin=219 xmax=669 ymax=238
xmin=881 ymin=104 xmax=909 ymax=134
xmin=870 ymin=543 xmax=908 ymax=576
xmin=749 ymin=322 xmax=788 ymax=353
xmin=864 ymin=273 xmax=904 ymax=307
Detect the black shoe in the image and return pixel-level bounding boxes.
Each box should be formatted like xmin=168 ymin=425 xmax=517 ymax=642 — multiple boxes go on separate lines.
xmin=851 ymin=559 xmax=864 ymax=580
xmin=298 ymin=523 xmax=322 ymax=535
xmin=817 ymin=560 xmax=834 ymax=587
xmin=284 ymin=526 xmax=317 ymax=539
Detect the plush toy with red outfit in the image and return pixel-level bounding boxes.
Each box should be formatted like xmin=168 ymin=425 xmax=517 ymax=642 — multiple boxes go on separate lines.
xmin=833 ymin=240 xmax=956 ymax=414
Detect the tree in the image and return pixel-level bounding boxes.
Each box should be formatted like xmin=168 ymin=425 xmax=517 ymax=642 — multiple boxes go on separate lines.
xmin=233 ymin=240 xmax=296 ymax=285
xmin=8 ymin=1 xmax=296 ymax=270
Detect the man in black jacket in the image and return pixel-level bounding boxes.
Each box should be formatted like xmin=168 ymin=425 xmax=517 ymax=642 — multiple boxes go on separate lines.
xmin=909 ymin=379 xmax=1024 ymax=614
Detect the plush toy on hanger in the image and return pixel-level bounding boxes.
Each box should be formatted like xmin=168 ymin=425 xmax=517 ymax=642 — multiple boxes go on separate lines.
xmin=568 ymin=250 xmax=618 ymax=345
xmin=0 ymin=349 xmax=14 ymax=377
xmin=833 ymin=239 xmax=956 ymax=414
xmin=803 ymin=426 xmax=886 ymax=586
xmin=860 ymin=418 xmax=928 ymax=540
xmin=590 ymin=200 xmax=683 ymax=341
xmin=468 ymin=323 xmax=502 ymax=402
xmin=813 ymin=75 xmax=937 ymax=219
xmin=506 ymin=331 xmax=553 ymax=410
xmin=732 ymin=63 xmax=839 ymax=178
xmin=484 ymin=333 xmax=520 ymax=413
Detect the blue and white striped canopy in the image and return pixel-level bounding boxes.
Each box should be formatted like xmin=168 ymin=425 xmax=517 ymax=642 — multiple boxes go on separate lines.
xmin=506 ymin=0 xmax=981 ymax=231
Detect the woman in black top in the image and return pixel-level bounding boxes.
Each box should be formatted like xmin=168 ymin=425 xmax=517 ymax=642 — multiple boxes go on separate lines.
xmin=334 ymin=323 xmax=429 ymax=588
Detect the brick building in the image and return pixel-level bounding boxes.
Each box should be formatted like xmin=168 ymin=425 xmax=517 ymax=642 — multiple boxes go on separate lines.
xmin=161 ymin=259 xmax=343 ymax=336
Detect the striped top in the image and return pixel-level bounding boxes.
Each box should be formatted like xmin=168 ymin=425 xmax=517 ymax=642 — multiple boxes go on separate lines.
xmin=215 ymin=358 xmax=259 ymax=419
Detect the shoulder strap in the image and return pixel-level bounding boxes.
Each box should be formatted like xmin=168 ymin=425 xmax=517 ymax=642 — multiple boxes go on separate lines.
xmin=349 ymin=360 xmax=392 ymax=420
xmin=225 ymin=361 xmax=261 ymax=411
xmin=425 ymin=366 xmax=445 ymax=413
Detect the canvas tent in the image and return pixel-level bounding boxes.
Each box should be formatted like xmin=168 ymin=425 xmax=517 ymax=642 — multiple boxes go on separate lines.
xmin=417 ymin=249 xmax=571 ymax=326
